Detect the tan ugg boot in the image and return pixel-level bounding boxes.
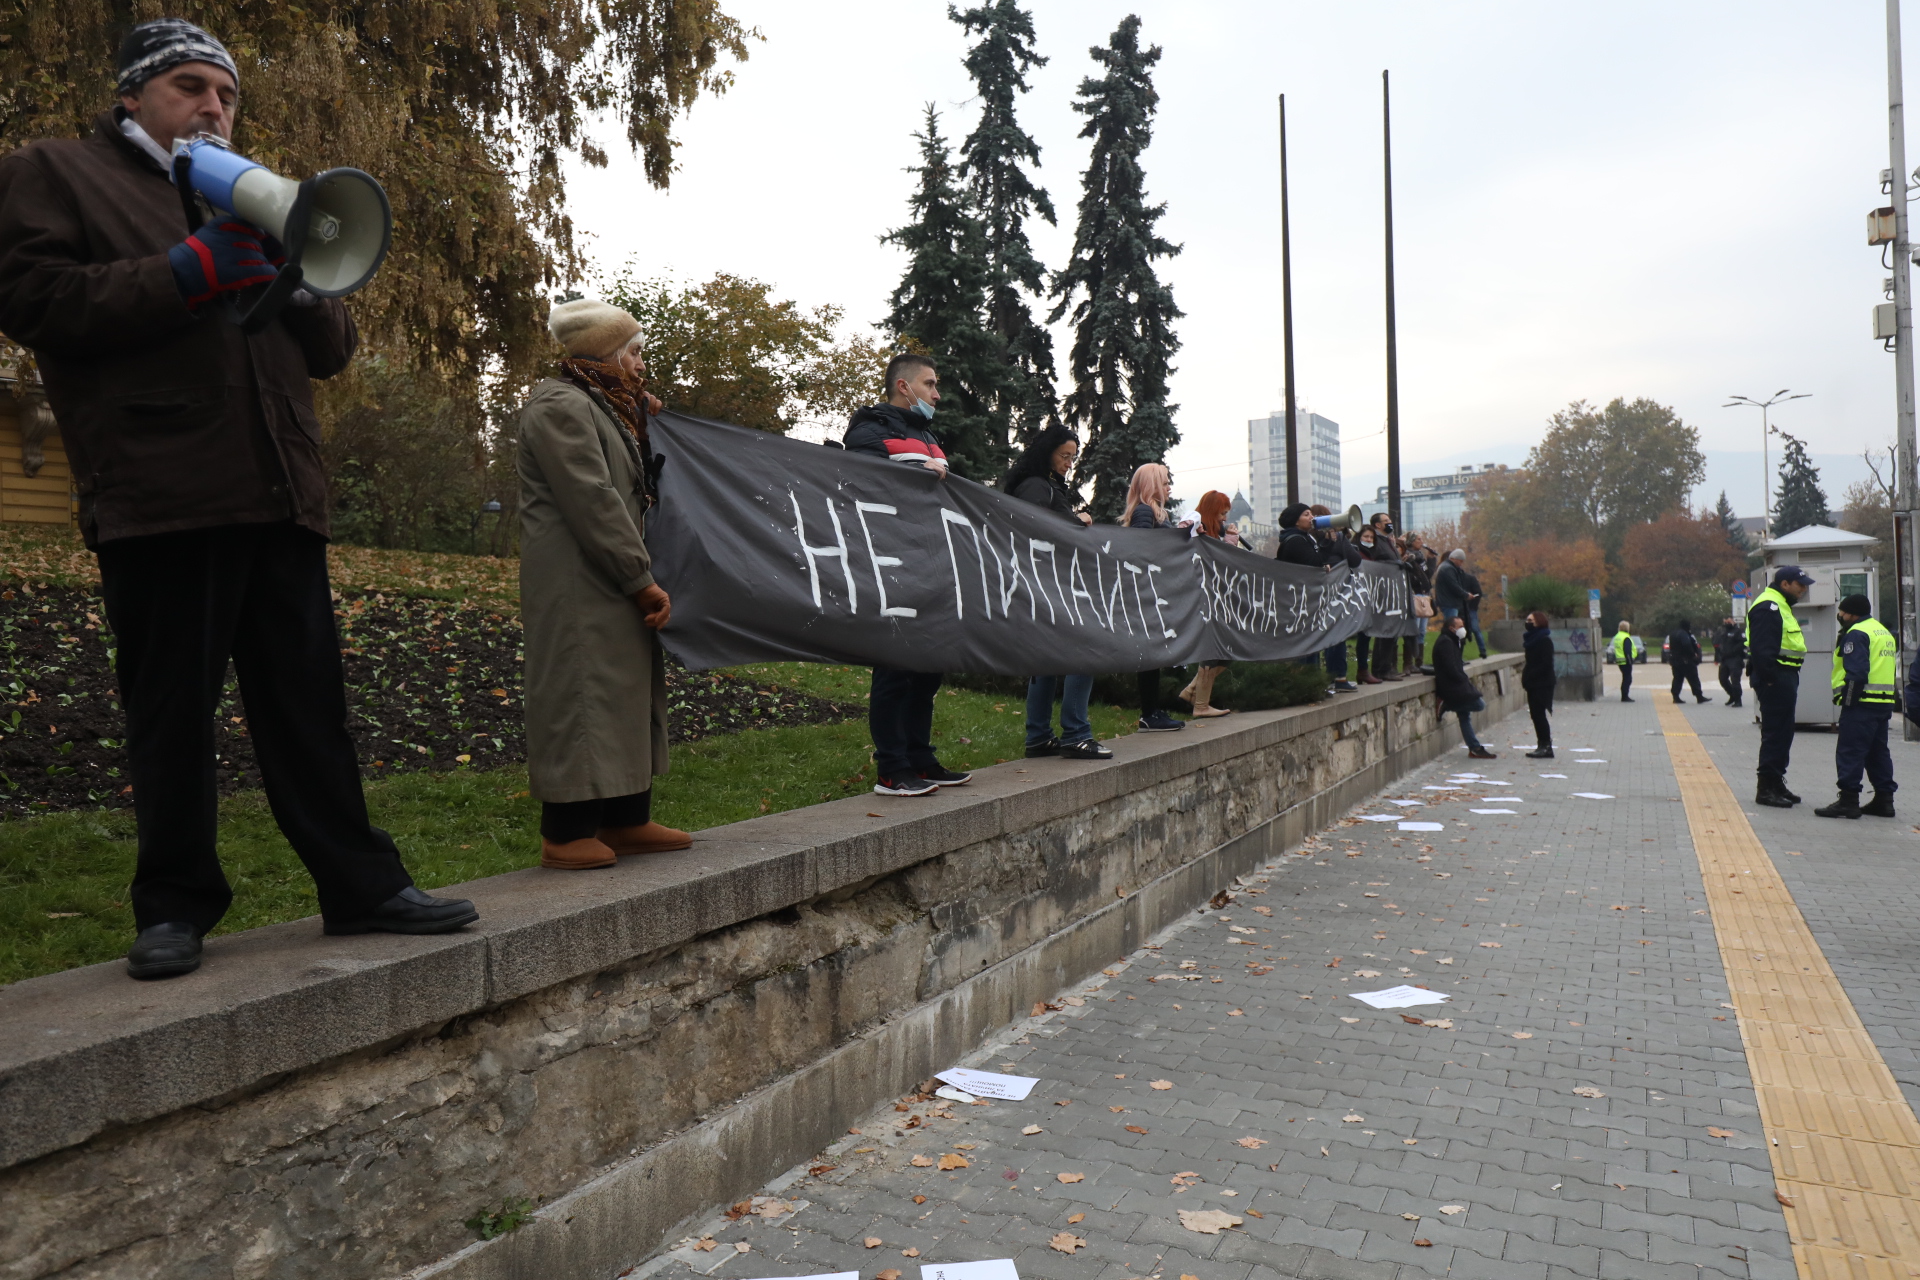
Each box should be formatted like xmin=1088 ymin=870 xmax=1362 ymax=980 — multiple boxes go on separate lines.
xmin=597 ymin=821 xmax=693 ymax=857
xmin=1189 ymin=666 xmax=1232 ymax=717
xmin=541 ymin=836 xmax=617 ymax=870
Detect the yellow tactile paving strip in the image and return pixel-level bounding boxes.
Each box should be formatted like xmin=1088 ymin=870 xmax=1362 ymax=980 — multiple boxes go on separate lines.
xmin=1656 ymin=701 xmax=1920 ymax=1278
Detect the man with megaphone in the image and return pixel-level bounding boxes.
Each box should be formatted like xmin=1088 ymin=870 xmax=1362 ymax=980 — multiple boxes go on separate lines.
xmin=0 ymin=18 xmax=477 ymax=980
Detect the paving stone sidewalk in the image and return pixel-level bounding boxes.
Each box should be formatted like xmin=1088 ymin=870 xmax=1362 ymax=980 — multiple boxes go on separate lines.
xmin=641 ymin=694 xmax=1794 ymax=1280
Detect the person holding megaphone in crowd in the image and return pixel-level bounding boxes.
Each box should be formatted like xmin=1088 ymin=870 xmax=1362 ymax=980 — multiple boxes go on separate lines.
xmin=0 ymin=18 xmax=477 ymax=979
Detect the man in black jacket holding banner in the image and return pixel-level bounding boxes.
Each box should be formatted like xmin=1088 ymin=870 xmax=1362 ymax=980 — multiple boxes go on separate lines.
xmin=844 ymin=354 xmax=973 ymax=798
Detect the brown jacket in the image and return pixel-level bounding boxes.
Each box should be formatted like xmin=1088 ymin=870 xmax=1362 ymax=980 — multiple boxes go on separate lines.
xmin=0 ymin=110 xmax=355 ymax=546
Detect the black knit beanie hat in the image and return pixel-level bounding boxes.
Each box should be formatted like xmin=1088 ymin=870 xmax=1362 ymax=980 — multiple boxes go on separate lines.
xmin=116 ymin=18 xmax=238 ymax=97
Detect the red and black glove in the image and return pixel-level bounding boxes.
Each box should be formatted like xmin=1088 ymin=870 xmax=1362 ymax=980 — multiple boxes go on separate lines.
xmin=167 ymin=219 xmax=282 ymax=308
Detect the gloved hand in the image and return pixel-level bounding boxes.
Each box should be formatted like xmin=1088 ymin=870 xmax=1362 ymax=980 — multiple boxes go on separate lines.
xmin=167 ymin=220 xmax=282 ymax=308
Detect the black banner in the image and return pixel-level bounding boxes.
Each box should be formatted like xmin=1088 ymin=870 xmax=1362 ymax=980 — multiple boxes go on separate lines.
xmin=647 ymin=412 xmax=1422 ymax=675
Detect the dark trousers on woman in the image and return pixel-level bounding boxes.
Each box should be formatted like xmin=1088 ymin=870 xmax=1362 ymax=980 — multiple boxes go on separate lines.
xmin=97 ymin=522 xmax=413 ymax=934
xmin=870 ymin=666 xmax=944 ymax=780
xmin=541 ymin=791 xmax=651 ymax=841
xmin=1526 ymin=685 xmax=1554 ymax=750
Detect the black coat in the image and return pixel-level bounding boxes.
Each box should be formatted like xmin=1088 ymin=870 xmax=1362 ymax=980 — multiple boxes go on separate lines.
xmin=1432 ymin=629 xmax=1480 ymax=708
xmin=1666 ymin=628 xmax=1702 ymax=666
xmin=1521 ymin=623 xmax=1557 ymax=691
xmin=1010 ymin=472 xmax=1081 ymax=522
xmin=1276 ymin=527 xmax=1323 ymax=567
xmin=1715 ymin=624 xmax=1745 ymax=665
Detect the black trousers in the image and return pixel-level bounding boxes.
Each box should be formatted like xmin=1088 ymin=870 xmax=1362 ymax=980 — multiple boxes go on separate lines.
xmin=1525 ymin=686 xmax=1553 ymax=749
xmin=1617 ymin=661 xmax=1634 ymax=699
xmin=1835 ymin=706 xmax=1897 ymax=795
xmin=98 ymin=522 xmax=412 ymax=933
xmin=1755 ymin=668 xmax=1800 ymax=778
xmin=1671 ymin=662 xmax=1704 ymax=701
xmin=1718 ymin=661 xmax=1744 ymax=705
xmin=870 ymin=666 xmax=943 ymax=779
xmin=541 ymin=790 xmax=651 ymax=841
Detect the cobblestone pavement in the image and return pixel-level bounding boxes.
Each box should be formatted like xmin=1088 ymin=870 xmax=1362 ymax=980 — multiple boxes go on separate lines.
xmin=641 ymin=693 xmax=1807 ymax=1280
xmin=1673 ymin=693 xmax=1920 ymax=1113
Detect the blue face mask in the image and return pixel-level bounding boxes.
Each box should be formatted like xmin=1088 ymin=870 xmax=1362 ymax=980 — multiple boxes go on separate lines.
xmin=912 ymin=398 xmax=935 ymax=420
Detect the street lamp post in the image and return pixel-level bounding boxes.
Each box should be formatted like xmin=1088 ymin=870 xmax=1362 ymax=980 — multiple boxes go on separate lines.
xmin=1723 ymin=389 xmax=1810 ymax=535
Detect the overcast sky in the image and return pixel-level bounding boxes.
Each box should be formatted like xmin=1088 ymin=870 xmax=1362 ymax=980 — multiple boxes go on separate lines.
xmin=564 ymin=1 xmax=1910 ymax=519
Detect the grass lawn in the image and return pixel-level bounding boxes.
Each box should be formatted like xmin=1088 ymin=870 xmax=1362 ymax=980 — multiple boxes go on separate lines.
xmin=0 ymin=668 xmax=1137 ymax=985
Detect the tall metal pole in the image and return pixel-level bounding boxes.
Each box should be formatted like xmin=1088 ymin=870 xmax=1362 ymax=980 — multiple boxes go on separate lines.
xmin=1888 ymin=0 xmax=1919 ymax=669
xmin=1382 ymin=70 xmax=1402 ymax=532
xmin=1279 ymin=94 xmax=1299 ymax=506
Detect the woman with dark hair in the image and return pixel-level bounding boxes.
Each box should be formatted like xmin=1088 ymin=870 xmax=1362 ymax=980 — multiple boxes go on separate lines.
xmin=1401 ymin=533 xmax=1435 ymax=673
xmin=1007 ymin=429 xmax=1110 ymax=760
xmin=1521 ymin=609 xmax=1556 ymax=758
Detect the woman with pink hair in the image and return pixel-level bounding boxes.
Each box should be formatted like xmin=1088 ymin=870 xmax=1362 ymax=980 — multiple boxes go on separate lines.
xmin=1123 ymin=463 xmax=1184 ymax=732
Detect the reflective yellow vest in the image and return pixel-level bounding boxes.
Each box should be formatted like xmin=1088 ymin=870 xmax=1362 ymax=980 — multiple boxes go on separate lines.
xmin=1746 ymin=587 xmax=1806 ymax=667
xmin=1832 ymin=614 xmax=1899 ymax=707
xmin=1609 ymin=631 xmax=1642 ymax=664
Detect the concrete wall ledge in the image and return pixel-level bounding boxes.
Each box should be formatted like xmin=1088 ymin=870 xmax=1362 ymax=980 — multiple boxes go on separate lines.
xmin=0 ymin=655 xmax=1521 ymax=1257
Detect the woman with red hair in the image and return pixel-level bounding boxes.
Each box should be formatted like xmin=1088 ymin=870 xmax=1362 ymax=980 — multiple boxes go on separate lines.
xmin=1175 ymin=490 xmax=1234 ymax=717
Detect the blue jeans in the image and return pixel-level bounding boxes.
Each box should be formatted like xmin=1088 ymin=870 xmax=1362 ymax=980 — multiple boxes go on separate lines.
xmin=1449 ymin=694 xmax=1487 ymax=750
xmin=1323 ymin=642 xmax=1348 ymax=679
xmin=1463 ymin=610 xmax=1488 ymax=659
xmin=1027 ymin=675 xmax=1094 ymax=747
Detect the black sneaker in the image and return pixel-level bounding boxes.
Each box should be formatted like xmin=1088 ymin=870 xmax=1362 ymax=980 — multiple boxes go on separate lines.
xmin=1137 ymin=712 xmax=1185 ymax=732
xmin=874 ymin=774 xmax=939 ymax=796
xmin=1058 ymin=738 xmax=1114 ymax=760
xmin=919 ymin=764 xmax=973 ymax=786
xmin=1025 ymin=738 xmax=1062 ymax=758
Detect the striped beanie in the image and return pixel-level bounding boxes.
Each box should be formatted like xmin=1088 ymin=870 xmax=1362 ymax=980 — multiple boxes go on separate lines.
xmin=116 ymin=19 xmax=239 ymax=96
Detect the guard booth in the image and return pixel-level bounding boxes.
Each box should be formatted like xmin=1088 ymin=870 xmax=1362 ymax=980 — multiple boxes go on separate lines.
xmin=1753 ymin=524 xmax=1881 ymax=729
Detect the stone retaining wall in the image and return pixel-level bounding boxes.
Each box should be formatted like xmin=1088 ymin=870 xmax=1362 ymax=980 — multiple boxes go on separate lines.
xmin=0 ymin=657 xmax=1520 ymax=1280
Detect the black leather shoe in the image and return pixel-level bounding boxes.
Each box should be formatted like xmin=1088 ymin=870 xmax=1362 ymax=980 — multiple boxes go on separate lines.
xmin=1025 ymin=737 xmax=1061 ymax=758
xmin=324 ymin=886 xmax=479 ymax=936
xmin=127 ymin=922 xmax=202 ymax=980
xmin=1864 ymin=791 xmax=1898 ymax=817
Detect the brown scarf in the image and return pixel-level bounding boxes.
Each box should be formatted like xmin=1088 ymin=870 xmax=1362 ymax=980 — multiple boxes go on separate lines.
xmin=557 ymin=356 xmax=648 ymax=446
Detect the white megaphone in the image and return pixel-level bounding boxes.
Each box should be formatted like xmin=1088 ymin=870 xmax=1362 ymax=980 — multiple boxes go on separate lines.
xmin=1313 ymin=503 xmax=1366 ymax=532
xmin=171 ymin=136 xmax=392 ymax=332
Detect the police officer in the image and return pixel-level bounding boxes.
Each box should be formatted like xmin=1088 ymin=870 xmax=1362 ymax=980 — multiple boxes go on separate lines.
xmin=1665 ymin=619 xmax=1712 ymax=704
xmin=1814 ymin=594 xmax=1899 ymax=819
xmin=1715 ymin=615 xmax=1745 ymax=708
xmin=1748 ymin=566 xmax=1814 ymax=808
xmin=1610 ymin=620 xmax=1644 ymax=702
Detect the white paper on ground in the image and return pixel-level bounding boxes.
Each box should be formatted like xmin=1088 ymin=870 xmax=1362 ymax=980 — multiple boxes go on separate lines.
xmin=1422 ymin=785 xmax=1462 ymax=791
xmin=921 ymin=1261 xmax=1020 ymax=1280
xmin=1538 ymin=773 xmax=1568 ymax=778
xmin=934 ymin=1085 xmax=976 ymax=1104
xmin=1450 ymin=773 xmax=1483 ymax=779
xmin=1570 ymin=792 xmax=1614 ymax=800
xmin=1571 ymin=748 xmax=1596 ymax=752
xmin=1470 ymin=808 xmax=1519 ymax=814
xmin=1355 ymin=815 xmax=1400 ymax=822
xmin=1350 ymin=984 xmax=1452 ymax=1008
xmin=1477 ymin=779 xmax=1513 ymax=785
xmin=1398 ymin=821 xmax=1446 ymax=831
xmin=1389 ymin=799 xmax=1425 ymax=807
xmin=1575 ymin=760 xmax=1608 ymax=764
xmin=752 ymin=1273 xmax=858 ymax=1280
xmin=935 ymin=1068 xmax=1038 ymax=1101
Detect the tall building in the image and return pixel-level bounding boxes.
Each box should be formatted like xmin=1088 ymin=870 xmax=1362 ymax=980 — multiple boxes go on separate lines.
xmin=1359 ymin=463 xmax=1509 ymax=532
xmin=1247 ymin=410 xmax=1341 ymax=523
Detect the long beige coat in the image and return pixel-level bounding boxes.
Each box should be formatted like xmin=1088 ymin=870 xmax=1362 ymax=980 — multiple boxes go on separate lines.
xmin=517 ymin=377 xmax=669 ymax=802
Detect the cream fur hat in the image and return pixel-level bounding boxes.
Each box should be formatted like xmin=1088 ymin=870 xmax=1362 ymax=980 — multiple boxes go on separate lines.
xmin=548 ymin=295 xmax=641 ymax=359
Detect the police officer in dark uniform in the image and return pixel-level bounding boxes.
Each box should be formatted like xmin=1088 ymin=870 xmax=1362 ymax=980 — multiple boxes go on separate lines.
xmin=1747 ymin=566 xmax=1814 ymax=808
xmin=1814 ymin=594 xmax=1899 ymax=818
xmin=1715 ymin=615 xmax=1745 ymax=708
xmin=1665 ymin=619 xmax=1711 ymax=704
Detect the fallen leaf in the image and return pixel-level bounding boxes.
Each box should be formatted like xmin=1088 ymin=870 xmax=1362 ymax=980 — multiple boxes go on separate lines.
xmin=1109 ymin=1105 xmax=1126 ymax=1113
xmin=1402 ymin=1213 xmax=1420 ymax=1221
xmin=1022 ymin=1124 xmax=1043 ymax=1135
xmin=1403 ymin=1139 xmax=1418 ymax=1145
xmin=1478 ymin=941 xmax=1502 ymax=948
xmin=1125 ymin=1125 xmax=1149 ymax=1134
xmin=1512 ymin=1032 xmax=1533 ymax=1039
xmin=1178 ymin=1209 xmax=1243 ymax=1234
xmin=1776 ymin=1189 xmax=1795 ymax=1207
xmin=1049 ymin=1232 xmax=1086 ymax=1255
xmin=1422 ymin=1018 xmax=1453 ymax=1029
xmin=808 ymin=1164 xmax=836 ymax=1177
xmin=735 ymin=1243 xmax=751 ymax=1255
xmin=693 ymin=1238 xmax=717 ymax=1252
xmin=1055 ymin=1099 xmax=1072 ymax=1106
xmin=752 ymin=1198 xmax=792 ymax=1219
xmin=878 ymin=1271 xmax=903 ymax=1280
xmin=1063 ymin=997 xmax=1085 ymax=1006
xmin=1571 ymin=1086 xmax=1605 ymax=1098
xmin=1235 ymin=1136 xmax=1269 ymax=1148
xmin=1343 ymin=1114 xmax=1365 ymax=1123
xmin=937 ymin=1154 xmax=969 ymax=1171
xmin=864 ymin=1238 xmax=884 ymax=1249
xmin=1706 ymin=1126 xmax=1738 ymax=1139
xmin=954 ymin=1142 xmax=976 ymax=1150
xmin=1228 ymin=1008 xmax=1244 ymax=1017
xmin=1413 ymin=1238 xmax=1433 ymax=1247
xmin=1339 ymin=1016 xmax=1360 ymax=1023
xmin=1354 ymin=969 xmax=1383 ymax=978
xmin=726 ymin=1201 xmax=752 ymax=1219
xmin=1437 ymin=957 xmax=1454 ymax=965
xmin=1057 ymin=1172 xmax=1084 ymax=1184
xmin=1068 ymin=1213 xmax=1086 ymax=1224
xmin=1400 ymin=1014 xmax=1426 ymax=1024
xmin=1438 ymin=1205 xmax=1466 ymax=1215
xmin=912 ymin=1196 xmax=926 ymax=1205
xmin=867 ymin=813 xmax=883 ymax=818
xmin=1409 ymin=949 xmax=1428 ymax=955
xmin=901 ymin=1248 xmax=920 ymax=1258
xmin=1246 ymin=1208 xmax=1265 ymax=1218
xmin=911 ymin=1155 xmax=935 ymax=1167
xmin=1150 ymin=1079 xmax=1174 ymax=1090
xmin=1169 ymin=1171 xmax=1201 ymax=1189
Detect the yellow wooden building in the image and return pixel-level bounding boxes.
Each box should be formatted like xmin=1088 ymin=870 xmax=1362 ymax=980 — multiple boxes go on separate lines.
xmin=0 ymin=380 xmax=78 ymax=526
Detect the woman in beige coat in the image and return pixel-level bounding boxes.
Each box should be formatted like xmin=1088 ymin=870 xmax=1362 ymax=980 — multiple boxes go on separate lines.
xmin=517 ymin=296 xmax=691 ymax=869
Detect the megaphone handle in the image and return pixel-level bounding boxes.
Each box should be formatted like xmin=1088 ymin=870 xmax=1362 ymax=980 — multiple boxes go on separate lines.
xmin=228 ymin=263 xmax=306 ymax=335
xmin=171 ymin=153 xmax=206 ymax=233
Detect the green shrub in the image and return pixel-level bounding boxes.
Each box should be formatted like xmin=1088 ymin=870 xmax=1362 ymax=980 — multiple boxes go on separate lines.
xmin=1640 ymin=581 xmax=1735 ymax=641
xmin=1506 ymin=574 xmax=1585 ymax=617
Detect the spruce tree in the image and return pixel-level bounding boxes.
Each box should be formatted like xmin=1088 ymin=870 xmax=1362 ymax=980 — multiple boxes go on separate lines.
xmin=1770 ymin=430 xmax=1832 ymax=535
xmin=951 ymin=0 xmax=1060 ymax=439
xmin=1050 ymin=14 xmax=1184 ymax=520
xmin=1712 ymin=490 xmax=1752 ymax=558
xmin=882 ymin=107 xmax=1014 ymax=481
